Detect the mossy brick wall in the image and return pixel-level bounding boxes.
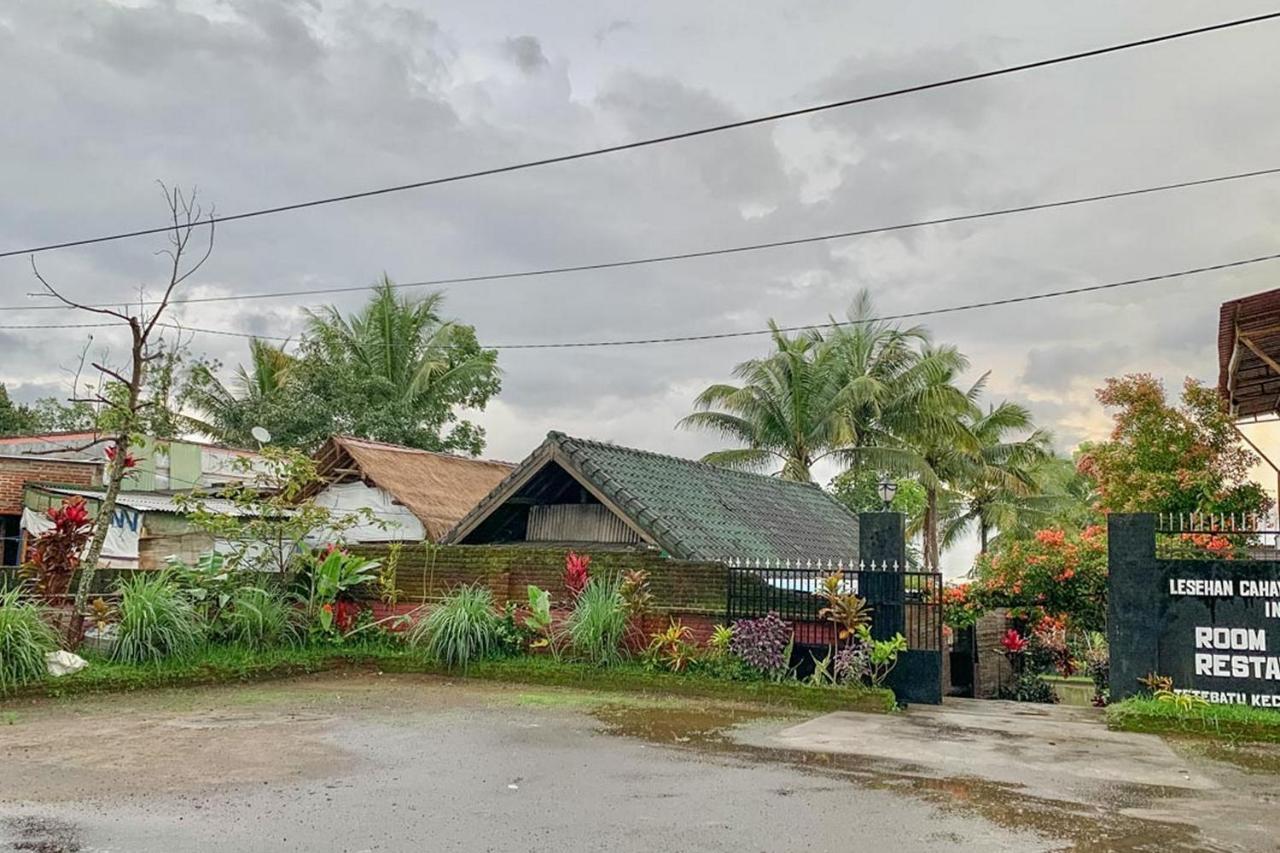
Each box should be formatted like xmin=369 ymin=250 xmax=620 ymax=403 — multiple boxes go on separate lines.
xmin=351 ymin=544 xmax=727 ymax=617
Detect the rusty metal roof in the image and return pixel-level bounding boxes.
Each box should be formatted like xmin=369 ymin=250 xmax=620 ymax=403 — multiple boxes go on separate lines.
xmin=1219 ymin=287 xmax=1280 ymax=418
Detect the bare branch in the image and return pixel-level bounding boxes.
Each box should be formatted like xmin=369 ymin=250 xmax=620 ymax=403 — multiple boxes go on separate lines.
xmin=29 ymin=257 xmax=131 ymax=321
xmin=90 ymin=361 xmax=131 ymax=386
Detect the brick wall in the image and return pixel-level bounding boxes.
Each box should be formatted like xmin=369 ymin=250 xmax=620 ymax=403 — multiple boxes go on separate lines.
xmin=352 ymin=544 xmax=727 ymax=630
xmin=974 ymin=608 xmax=1013 ymax=699
xmin=0 ymin=458 xmax=100 ymax=514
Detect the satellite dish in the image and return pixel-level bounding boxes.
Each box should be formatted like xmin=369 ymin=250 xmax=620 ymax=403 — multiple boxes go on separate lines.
xmin=250 ymin=426 xmax=272 ymax=445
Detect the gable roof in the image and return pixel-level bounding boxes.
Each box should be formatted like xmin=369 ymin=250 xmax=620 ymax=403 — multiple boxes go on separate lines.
xmin=443 ymin=431 xmax=859 ymax=562
xmin=1219 ymin=287 xmax=1280 ymax=419
xmin=308 ymin=435 xmax=515 ymax=541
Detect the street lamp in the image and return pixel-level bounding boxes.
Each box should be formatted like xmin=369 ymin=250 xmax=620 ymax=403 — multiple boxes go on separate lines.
xmin=876 ymin=477 xmax=898 ymax=511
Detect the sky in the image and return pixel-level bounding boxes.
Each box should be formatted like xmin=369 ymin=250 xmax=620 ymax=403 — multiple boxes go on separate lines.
xmin=3 ymin=1 xmax=1280 ymax=572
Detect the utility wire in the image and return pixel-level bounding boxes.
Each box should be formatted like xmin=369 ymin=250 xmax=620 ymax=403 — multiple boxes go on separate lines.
xmin=6 ymin=164 xmax=1280 ymax=314
xmin=3 ymin=10 xmax=1278 ymax=261
xmin=4 ymin=250 xmax=1278 ymax=348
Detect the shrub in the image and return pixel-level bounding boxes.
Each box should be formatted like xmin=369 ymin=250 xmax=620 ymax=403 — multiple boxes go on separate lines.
xmin=644 ymin=620 xmax=696 ymax=672
xmin=832 ymin=635 xmax=870 ymax=684
xmin=407 ymin=584 xmax=501 ymax=670
xmin=999 ymin=671 xmax=1060 ymax=704
xmin=0 ymin=588 xmax=57 ymax=695
xmin=971 ymin=526 xmax=1108 ymax=632
xmin=113 ymin=572 xmax=206 ymax=665
xmin=729 ymin=612 xmax=792 ymax=679
xmin=564 ymin=551 xmax=591 ymax=600
xmin=566 ymin=575 xmax=629 ymax=666
xmin=21 ymin=497 xmax=93 ymax=599
xmin=863 ymin=629 xmax=908 ymax=687
xmin=220 ymin=586 xmax=297 ymax=650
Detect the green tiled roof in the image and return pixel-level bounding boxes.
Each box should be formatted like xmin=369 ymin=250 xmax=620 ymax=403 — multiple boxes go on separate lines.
xmin=450 ymin=431 xmax=859 ymax=563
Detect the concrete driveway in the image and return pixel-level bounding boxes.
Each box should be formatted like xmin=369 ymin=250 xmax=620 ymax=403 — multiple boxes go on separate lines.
xmin=1 ymin=673 xmax=1277 ymax=852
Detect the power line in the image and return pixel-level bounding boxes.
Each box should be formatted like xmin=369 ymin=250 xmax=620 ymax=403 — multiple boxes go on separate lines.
xmin=3 ymin=10 xmax=1278 ymax=261
xmin=4 ymin=250 xmax=1278 ymax=348
xmin=7 ymin=164 xmax=1280 ymax=314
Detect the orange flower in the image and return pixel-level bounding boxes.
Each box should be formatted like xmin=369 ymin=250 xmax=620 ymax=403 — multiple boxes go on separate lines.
xmin=1034 ymin=529 xmax=1066 ymax=546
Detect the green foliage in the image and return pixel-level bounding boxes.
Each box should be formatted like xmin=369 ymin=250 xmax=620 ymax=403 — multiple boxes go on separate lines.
xmin=829 ymin=470 xmax=927 ymax=518
xmin=1107 ymin=696 xmax=1280 ymax=743
xmin=1079 ymin=374 xmax=1269 ymax=516
xmin=522 ymin=585 xmax=554 ymax=650
xmin=863 ymin=628 xmax=908 ymax=687
xmin=113 ymin=573 xmax=206 ymax=665
xmin=998 ymin=671 xmax=1060 ymax=704
xmin=0 ymin=588 xmax=57 ymax=696
xmin=407 ymin=584 xmax=501 ymax=670
xmin=220 ymin=587 xmax=297 ymax=650
xmin=0 ymin=383 xmax=95 ymax=436
xmin=181 ymin=279 xmax=501 ymax=454
xmin=566 ymin=576 xmax=629 ymax=666
xmin=707 ymin=624 xmax=733 ymax=656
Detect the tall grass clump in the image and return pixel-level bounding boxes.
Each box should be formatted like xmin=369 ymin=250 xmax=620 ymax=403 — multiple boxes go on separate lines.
xmin=567 ymin=575 xmax=628 ymax=666
xmin=0 ymin=587 xmax=57 ymax=695
xmin=113 ymin=572 xmax=205 ymax=665
xmin=220 ymin=586 xmax=297 ymax=650
xmin=408 ymin=584 xmax=500 ymax=670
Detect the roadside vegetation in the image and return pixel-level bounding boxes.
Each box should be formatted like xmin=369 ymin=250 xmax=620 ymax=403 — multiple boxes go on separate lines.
xmin=1107 ymin=696 xmax=1280 ymax=743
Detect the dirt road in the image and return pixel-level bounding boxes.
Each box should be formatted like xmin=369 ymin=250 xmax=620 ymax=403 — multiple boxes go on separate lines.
xmin=1 ymin=672 xmax=1276 ymax=851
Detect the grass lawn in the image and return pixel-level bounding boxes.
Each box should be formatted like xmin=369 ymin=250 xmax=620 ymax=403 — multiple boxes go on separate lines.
xmin=1107 ymin=697 xmax=1280 ymax=743
xmin=6 ymin=642 xmax=896 ymax=714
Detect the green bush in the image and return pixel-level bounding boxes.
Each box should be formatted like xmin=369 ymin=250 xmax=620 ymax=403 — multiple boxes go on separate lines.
xmin=407 ymin=584 xmax=500 ymax=670
xmin=220 ymin=586 xmax=298 ymax=650
xmin=566 ymin=576 xmax=629 ymax=666
xmin=0 ymin=587 xmax=57 ymax=695
xmin=113 ymin=572 xmax=206 ymax=665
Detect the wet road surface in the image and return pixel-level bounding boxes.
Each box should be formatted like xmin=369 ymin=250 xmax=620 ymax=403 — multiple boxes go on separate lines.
xmin=1 ymin=671 xmax=1277 ymax=852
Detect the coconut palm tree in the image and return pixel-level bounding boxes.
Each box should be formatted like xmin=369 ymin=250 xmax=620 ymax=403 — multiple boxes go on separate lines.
xmin=182 ymin=338 xmax=297 ymax=446
xmin=302 ymin=277 xmax=500 ymax=452
xmin=678 ymin=323 xmax=854 ymax=481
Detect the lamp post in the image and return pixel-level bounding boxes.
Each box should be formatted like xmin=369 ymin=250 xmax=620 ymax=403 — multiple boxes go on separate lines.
xmin=876 ymin=477 xmax=898 ymax=511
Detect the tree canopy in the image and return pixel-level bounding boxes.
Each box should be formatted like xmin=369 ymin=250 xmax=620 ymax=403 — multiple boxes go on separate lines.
xmin=181 ymin=278 xmax=500 ymax=454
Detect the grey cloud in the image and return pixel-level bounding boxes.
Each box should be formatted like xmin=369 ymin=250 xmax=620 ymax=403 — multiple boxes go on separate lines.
xmin=503 ymin=35 xmax=549 ymax=73
xmin=1020 ymin=343 xmax=1132 ymax=392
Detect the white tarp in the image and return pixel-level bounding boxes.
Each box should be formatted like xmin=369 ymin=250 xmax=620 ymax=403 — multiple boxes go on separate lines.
xmin=21 ymin=505 xmax=141 ymax=568
xmin=311 ymin=480 xmax=425 ymax=542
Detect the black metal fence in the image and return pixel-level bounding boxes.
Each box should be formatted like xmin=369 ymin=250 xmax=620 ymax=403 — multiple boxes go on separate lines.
xmin=724 ymin=560 xmax=943 ymax=652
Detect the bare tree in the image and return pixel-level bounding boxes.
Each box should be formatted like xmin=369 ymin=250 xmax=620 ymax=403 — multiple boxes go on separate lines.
xmin=31 ymin=185 xmax=213 ymax=637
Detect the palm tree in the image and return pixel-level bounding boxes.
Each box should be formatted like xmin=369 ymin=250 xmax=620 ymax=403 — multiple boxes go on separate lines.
xmin=936 ymin=399 xmax=1054 ymax=554
xmin=303 ymin=277 xmax=499 ymax=451
xmin=677 ymin=323 xmax=854 ymax=481
xmin=182 ymin=338 xmax=296 ymax=445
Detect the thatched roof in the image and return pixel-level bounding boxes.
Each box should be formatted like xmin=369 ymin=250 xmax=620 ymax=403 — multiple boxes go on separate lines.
xmin=308 ymin=436 xmax=515 ymax=541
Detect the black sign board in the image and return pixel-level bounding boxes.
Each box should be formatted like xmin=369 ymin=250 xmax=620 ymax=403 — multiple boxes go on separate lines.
xmin=1109 ymin=514 xmax=1280 ymax=707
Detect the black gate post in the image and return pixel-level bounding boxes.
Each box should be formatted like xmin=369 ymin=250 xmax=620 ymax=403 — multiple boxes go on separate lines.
xmin=1107 ymin=513 xmax=1158 ymax=702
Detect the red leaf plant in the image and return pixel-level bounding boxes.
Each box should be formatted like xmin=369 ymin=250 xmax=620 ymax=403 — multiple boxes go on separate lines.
xmin=999 ymin=629 xmax=1029 ymax=655
xmin=104 ymin=445 xmax=138 ymax=469
xmin=564 ymin=551 xmax=591 ymax=599
xmin=24 ymin=497 xmax=94 ymax=600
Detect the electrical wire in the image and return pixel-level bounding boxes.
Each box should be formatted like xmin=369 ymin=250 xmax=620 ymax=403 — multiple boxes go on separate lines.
xmin=3 ymin=10 xmax=1278 ymax=260
xmin=3 ymin=250 xmax=1278 ymax=348
xmin=6 ymin=164 xmax=1279 ymax=314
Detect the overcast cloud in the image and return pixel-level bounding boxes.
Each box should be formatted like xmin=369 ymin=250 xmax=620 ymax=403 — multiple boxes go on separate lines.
xmin=3 ymin=1 xmax=1280 ymax=568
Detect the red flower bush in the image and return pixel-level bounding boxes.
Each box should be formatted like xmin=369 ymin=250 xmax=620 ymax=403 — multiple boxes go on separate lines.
xmin=972 ymin=526 xmax=1107 ymax=632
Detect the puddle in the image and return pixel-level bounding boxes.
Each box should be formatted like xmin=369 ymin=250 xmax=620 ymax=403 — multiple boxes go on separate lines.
xmin=1175 ymin=737 xmax=1280 ymax=775
xmin=3 ymin=817 xmax=82 ymax=853
xmin=592 ymin=703 xmax=1224 ymax=852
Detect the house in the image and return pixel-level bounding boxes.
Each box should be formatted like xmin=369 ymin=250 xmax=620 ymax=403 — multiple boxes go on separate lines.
xmin=304 ymin=435 xmax=515 ymax=543
xmin=21 ymin=484 xmax=256 ymax=569
xmin=0 ymin=432 xmax=266 ymax=491
xmin=443 ymin=431 xmax=860 ymax=563
xmin=0 ymin=455 xmax=101 ymax=567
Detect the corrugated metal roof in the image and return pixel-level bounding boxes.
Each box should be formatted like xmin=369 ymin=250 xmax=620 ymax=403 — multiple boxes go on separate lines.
xmin=36 ymin=486 xmax=262 ymax=517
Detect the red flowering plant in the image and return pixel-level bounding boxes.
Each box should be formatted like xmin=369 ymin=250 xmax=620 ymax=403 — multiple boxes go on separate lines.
xmin=1030 ymin=614 xmax=1075 ymax=677
xmin=21 ymin=496 xmax=94 ymax=599
xmin=564 ymin=551 xmax=591 ymax=600
xmin=971 ymin=525 xmax=1107 ymax=633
